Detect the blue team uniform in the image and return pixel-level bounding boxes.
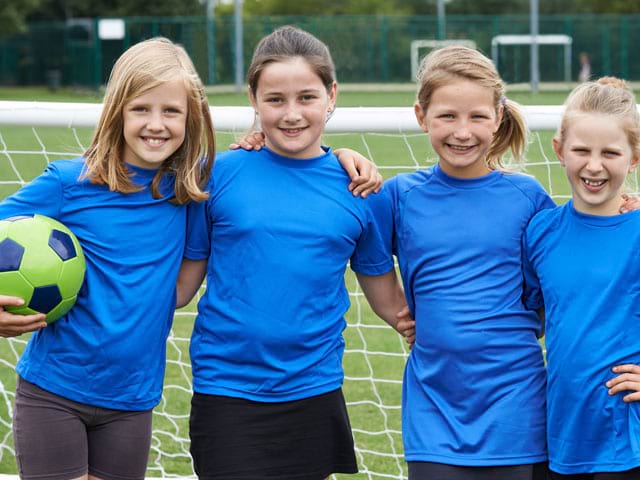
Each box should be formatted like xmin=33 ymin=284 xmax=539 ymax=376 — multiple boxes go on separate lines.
xmin=185 ymin=147 xmax=391 ymax=402
xmin=368 ymin=163 xmax=553 ymax=466
xmin=0 ymin=158 xmax=186 ymax=411
xmin=523 ymin=201 xmax=640 ymax=474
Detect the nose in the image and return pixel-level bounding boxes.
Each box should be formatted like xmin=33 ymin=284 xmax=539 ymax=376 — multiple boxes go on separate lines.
xmin=146 ymin=110 xmax=164 ymax=131
xmin=283 ymin=104 xmax=302 ymax=123
xmin=585 ymin=154 xmax=604 ymax=173
xmin=453 ymin=121 xmax=472 ymax=141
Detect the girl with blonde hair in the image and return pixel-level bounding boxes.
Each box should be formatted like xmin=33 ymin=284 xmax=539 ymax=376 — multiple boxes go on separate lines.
xmin=524 ymin=77 xmax=640 ymax=480
xmin=0 ymin=37 xmax=214 ymax=480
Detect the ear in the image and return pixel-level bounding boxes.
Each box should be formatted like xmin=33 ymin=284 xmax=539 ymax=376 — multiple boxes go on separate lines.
xmin=552 ymin=137 xmax=565 ymax=166
xmin=414 ymin=102 xmax=429 ymax=133
xmin=327 ymin=81 xmax=337 ymax=113
xmin=630 ymin=154 xmax=640 ymax=173
xmin=248 ymin=85 xmax=258 ymax=111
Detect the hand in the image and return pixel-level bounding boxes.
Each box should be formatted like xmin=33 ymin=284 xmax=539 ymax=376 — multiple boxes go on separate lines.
xmin=0 ymin=295 xmax=47 ymax=338
xmin=229 ymin=131 xmax=266 ymax=151
xmin=395 ymin=306 xmax=415 ymax=347
xmin=334 ymin=148 xmax=383 ymax=198
xmin=606 ymin=364 xmax=640 ymax=402
xmin=619 ymin=193 xmax=640 ymax=214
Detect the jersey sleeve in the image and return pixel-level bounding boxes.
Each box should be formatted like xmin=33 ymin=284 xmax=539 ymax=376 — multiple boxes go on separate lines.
xmin=350 ymin=184 xmax=395 ymax=275
xmin=184 ymin=197 xmax=211 ymax=260
xmin=0 ymin=163 xmax=63 ymax=219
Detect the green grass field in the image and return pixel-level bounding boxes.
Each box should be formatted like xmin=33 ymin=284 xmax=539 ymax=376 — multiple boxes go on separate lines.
xmin=0 ymin=87 xmax=570 ymax=478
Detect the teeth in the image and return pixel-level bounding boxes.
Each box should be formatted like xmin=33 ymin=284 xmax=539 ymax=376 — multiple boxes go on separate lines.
xmin=583 ymin=178 xmax=606 ymax=187
xmin=145 ymin=138 xmax=165 ymax=145
xmin=448 ymin=144 xmax=473 ymax=151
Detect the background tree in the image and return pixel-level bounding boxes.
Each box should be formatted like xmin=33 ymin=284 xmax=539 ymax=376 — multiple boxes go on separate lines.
xmin=0 ymin=0 xmax=41 ymax=37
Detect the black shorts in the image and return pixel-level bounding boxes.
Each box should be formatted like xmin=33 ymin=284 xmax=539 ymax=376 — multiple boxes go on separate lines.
xmin=189 ymin=388 xmax=358 ymax=480
xmin=408 ymin=461 xmax=549 ymax=480
xmin=548 ymin=466 xmax=640 ymax=480
xmin=13 ymin=377 xmax=152 ymax=480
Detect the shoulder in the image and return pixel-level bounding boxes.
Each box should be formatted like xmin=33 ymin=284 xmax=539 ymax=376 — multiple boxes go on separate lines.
xmin=526 ymin=203 xmax=566 ymax=238
xmin=499 ymin=171 xmax=554 ymax=209
xmin=38 ymin=157 xmax=86 ymax=185
xmin=386 ymin=169 xmax=434 ymax=196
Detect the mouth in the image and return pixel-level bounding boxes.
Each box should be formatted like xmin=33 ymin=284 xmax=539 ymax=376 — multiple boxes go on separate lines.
xmin=279 ymin=127 xmax=308 ymax=136
xmin=142 ymin=137 xmax=168 ymax=146
xmin=582 ymin=177 xmax=607 ymax=189
xmin=446 ymin=143 xmax=477 ymax=153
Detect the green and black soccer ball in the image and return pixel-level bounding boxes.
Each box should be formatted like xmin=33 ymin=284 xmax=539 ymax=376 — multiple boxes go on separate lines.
xmin=0 ymin=214 xmax=86 ymax=323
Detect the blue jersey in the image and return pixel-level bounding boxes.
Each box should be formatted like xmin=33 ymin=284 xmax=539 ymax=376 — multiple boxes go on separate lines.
xmin=368 ymin=163 xmax=553 ymax=465
xmin=0 ymin=158 xmax=186 ymax=411
xmin=185 ymin=148 xmax=391 ymax=402
xmin=523 ymin=202 xmax=640 ymax=474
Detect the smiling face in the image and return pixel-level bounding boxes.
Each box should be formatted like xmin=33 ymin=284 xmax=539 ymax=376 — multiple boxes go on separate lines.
xmin=555 ymin=113 xmax=639 ymax=216
xmin=249 ymin=57 xmax=336 ymax=160
xmin=415 ymin=79 xmax=502 ymax=179
xmin=122 ymin=78 xmax=188 ymax=170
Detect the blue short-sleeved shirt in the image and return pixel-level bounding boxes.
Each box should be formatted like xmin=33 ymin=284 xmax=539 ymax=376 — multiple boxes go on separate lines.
xmin=185 ymin=147 xmax=392 ymax=402
xmin=523 ymin=201 xmax=640 ymax=473
xmin=367 ymin=163 xmax=553 ymax=466
xmin=0 ymin=158 xmax=186 ymax=411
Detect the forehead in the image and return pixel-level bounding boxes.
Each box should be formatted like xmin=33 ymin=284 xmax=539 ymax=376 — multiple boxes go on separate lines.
xmin=129 ymin=78 xmax=189 ymax=103
xmin=257 ymin=57 xmax=325 ymax=92
xmin=565 ymin=113 xmax=628 ymax=145
xmin=429 ymin=79 xmax=495 ymax=110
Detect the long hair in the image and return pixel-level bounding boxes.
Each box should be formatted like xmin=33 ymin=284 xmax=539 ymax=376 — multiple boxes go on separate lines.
xmin=416 ymin=45 xmax=527 ymax=170
xmin=556 ymin=76 xmax=640 ymax=158
xmin=83 ymin=37 xmax=214 ymax=204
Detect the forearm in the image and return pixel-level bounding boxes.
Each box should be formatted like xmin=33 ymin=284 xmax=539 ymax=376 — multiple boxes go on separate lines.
xmin=355 ymin=270 xmax=407 ymax=331
xmin=176 ymin=258 xmax=207 ymax=308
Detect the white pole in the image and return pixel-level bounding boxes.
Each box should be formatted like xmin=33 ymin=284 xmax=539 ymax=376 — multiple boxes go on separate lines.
xmin=206 ymin=0 xmax=215 ymax=85
xmin=234 ymin=0 xmax=244 ymax=93
xmin=530 ymin=0 xmax=540 ymax=94
xmin=437 ymin=0 xmax=446 ymax=40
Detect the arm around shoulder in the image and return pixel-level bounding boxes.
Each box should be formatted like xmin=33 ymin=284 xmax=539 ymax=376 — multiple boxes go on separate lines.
xmin=355 ymin=269 xmax=408 ymax=332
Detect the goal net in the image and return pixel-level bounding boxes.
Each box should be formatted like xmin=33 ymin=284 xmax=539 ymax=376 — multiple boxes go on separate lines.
xmin=0 ymin=101 xmax=610 ymax=479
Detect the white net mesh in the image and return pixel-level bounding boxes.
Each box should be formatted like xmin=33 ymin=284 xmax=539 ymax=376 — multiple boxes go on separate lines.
xmin=0 ymin=101 xmax=580 ymax=479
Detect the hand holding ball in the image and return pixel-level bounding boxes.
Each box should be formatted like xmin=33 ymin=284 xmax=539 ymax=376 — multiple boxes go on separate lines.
xmin=0 ymin=214 xmax=86 ymax=323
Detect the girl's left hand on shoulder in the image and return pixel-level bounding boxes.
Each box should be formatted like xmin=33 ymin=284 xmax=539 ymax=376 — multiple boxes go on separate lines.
xmin=229 ymin=131 xmax=266 ymax=151
xmin=606 ymin=364 xmax=640 ymax=402
xmin=334 ymin=148 xmax=382 ymax=198
xmin=620 ymin=194 xmax=640 ymax=214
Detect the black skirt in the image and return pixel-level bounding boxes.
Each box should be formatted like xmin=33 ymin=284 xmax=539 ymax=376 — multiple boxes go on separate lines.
xmin=189 ymin=388 xmax=358 ymax=480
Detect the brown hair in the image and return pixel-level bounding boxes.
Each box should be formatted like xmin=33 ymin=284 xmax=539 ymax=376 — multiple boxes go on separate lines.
xmin=83 ymin=37 xmax=214 ymax=204
xmin=416 ymin=45 xmax=528 ymax=170
xmin=247 ymin=26 xmax=335 ymax=96
xmin=556 ymin=76 xmax=640 ymax=158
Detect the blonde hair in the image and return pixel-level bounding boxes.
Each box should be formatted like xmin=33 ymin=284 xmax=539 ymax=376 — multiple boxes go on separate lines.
xmin=83 ymin=37 xmax=214 ymax=204
xmin=556 ymin=76 xmax=640 ymax=158
xmin=415 ymin=45 xmax=527 ymax=170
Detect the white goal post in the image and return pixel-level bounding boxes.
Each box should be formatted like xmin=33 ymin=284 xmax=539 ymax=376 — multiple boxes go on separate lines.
xmin=491 ymin=34 xmax=573 ymax=83
xmin=410 ymin=39 xmax=477 ymax=81
xmin=0 ymin=101 xmax=564 ymax=132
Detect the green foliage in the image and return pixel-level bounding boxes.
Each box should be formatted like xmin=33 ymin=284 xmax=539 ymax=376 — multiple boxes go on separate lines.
xmin=0 ymin=0 xmax=40 ymax=37
xmin=27 ymin=0 xmax=205 ymax=21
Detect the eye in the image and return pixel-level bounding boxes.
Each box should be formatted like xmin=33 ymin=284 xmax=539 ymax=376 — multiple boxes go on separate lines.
xmin=301 ymin=94 xmax=317 ymax=102
xmin=472 ymin=114 xmax=490 ymax=120
xmin=603 ymin=150 xmax=622 ymax=158
xmin=438 ymin=113 xmax=454 ymax=120
xmin=164 ymin=107 xmax=183 ymax=115
xmin=571 ymin=147 xmax=589 ymax=155
xmin=129 ymin=105 xmax=147 ymax=113
xmin=265 ymin=97 xmax=282 ymax=104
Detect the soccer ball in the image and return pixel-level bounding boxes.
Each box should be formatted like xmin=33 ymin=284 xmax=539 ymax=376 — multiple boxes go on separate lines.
xmin=0 ymin=214 xmax=86 ymax=323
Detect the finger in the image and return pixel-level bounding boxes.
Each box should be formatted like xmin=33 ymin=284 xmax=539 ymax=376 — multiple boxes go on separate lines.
xmin=624 ymin=391 xmax=640 ymax=403
xmin=612 ymin=364 xmax=640 ymax=374
xmin=0 ymin=295 xmax=26 ymax=307
xmin=608 ymin=379 xmax=640 ymax=396
xmin=229 ymin=143 xmax=240 ymax=150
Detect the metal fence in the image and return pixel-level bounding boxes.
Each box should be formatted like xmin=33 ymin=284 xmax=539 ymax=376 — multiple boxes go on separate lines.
xmin=1 ymin=13 xmax=639 ymax=89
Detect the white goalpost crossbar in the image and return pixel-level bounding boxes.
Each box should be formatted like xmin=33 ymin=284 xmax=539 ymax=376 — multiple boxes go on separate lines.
xmin=0 ymin=101 xmax=565 ymax=132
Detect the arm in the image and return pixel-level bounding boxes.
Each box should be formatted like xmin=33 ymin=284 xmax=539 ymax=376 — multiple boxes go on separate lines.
xmin=355 ymin=270 xmax=415 ymax=343
xmin=176 ymin=258 xmax=207 ymax=309
xmin=0 ymin=295 xmax=47 ymax=337
xmin=606 ymin=364 xmax=640 ymax=403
